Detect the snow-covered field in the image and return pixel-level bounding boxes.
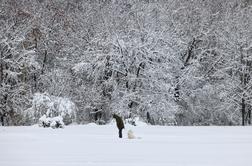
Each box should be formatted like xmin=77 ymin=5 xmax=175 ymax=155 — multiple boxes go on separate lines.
xmin=1 ymin=124 xmax=252 ymax=166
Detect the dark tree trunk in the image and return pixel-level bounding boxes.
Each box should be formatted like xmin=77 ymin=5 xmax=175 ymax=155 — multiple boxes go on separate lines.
xmin=0 ymin=116 xmax=4 ymax=126
xmin=147 ymin=112 xmax=151 ymax=123
xmin=248 ymin=110 xmax=251 ymax=125
xmin=33 ymin=73 xmax=37 ymax=92
xmin=242 ymin=98 xmax=245 ymax=126
xmin=41 ymin=50 xmax=47 ymax=74
xmin=133 ymin=62 xmax=145 ymax=91
xmin=0 ymin=47 xmax=4 ymax=86
xmin=0 ymin=63 xmax=3 ymax=86
xmin=184 ymin=38 xmax=199 ymax=66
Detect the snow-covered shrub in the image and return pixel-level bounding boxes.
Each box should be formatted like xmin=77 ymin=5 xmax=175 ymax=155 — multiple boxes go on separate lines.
xmin=39 ymin=115 xmax=51 ymax=127
xmin=50 ymin=116 xmax=64 ymax=129
xmin=39 ymin=115 xmax=64 ymax=129
xmin=25 ymin=93 xmax=77 ymax=125
xmin=124 ymin=117 xmax=148 ymax=126
xmin=125 ymin=118 xmax=136 ymax=126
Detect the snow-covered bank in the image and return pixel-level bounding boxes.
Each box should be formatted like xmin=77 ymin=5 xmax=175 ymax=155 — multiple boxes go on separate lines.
xmin=1 ymin=125 xmax=252 ymax=166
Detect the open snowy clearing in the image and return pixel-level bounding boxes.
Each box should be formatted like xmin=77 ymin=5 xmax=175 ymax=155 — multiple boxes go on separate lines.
xmin=1 ymin=124 xmax=252 ymax=166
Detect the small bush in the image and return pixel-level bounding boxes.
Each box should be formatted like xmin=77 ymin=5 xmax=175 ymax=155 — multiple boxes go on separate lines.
xmin=39 ymin=115 xmax=64 ymax=129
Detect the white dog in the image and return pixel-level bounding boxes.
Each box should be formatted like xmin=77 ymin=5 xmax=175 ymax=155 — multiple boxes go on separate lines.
xmin=127 ymin=129 xmax=136 ymax=139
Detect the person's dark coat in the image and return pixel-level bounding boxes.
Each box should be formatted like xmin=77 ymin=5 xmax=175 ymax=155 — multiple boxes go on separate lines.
xmin=113 ymin=114 xmax=124 ymax=130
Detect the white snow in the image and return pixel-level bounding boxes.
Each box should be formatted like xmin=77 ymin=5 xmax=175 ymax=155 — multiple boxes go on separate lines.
xmin=0 ymin=125 xmax=252 ymax=166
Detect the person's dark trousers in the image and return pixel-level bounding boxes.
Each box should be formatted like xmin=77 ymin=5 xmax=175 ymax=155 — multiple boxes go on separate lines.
xmin=119 ymin=129 xmax=123 ymax=138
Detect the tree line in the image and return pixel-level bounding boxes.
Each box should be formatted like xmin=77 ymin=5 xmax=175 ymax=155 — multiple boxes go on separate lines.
xmin=0 ymin=0 xmax=251 ymax=126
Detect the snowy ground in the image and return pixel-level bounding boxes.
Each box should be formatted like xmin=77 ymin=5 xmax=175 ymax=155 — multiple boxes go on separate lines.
xmin=1 ymin=124 xmax=252 ymax=166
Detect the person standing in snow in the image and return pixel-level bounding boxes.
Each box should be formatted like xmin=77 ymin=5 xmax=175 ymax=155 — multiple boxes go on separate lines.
xmin=113 ymin=114 xmax=124 ymax=138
